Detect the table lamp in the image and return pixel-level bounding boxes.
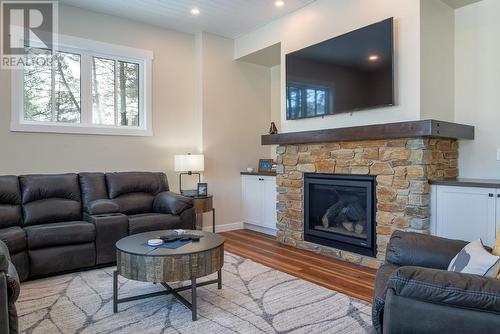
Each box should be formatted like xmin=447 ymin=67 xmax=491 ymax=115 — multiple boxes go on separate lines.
xmin=174 ymin=153 xmax=204 ymax=196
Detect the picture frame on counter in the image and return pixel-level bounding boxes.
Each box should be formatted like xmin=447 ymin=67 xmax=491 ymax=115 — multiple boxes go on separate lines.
xmin=258 ymin=159 xmax=274 ymax=173
xmin=197 ymin=182 xmax=208 ymax=196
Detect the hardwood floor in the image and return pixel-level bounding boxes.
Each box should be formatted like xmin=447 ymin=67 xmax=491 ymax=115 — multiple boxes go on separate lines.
xmin=221 ymin=229 xmax=376 ymax=303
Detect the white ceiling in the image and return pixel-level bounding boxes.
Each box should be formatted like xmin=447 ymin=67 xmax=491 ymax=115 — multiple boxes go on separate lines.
xmin=60 ymin=0 xmax=315 ymax=39
xmin=441 ymin=0 xmax=483 ymax=9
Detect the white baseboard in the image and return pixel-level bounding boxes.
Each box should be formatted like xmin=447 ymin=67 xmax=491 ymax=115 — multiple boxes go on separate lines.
xmin=243 ymin=223 xmax=277 ymax=236
xmin=202 ymin=222 xmax=244 ymax=233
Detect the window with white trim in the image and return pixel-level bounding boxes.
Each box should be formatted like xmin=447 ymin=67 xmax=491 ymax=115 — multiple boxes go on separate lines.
xmin=12 ymin=35 xmax=153 ymax=136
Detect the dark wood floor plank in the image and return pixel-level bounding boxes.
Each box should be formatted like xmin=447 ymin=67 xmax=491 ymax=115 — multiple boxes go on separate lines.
xmin=224 ymin=236 xmax=374 ymax=288
xmin=225 ymin=230 xmax=376 ymax=279
xmin=221 ymin=229 xmax=376 ymax=303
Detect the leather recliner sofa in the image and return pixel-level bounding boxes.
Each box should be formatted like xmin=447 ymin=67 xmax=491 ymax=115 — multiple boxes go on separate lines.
xmin=0 ymin=171 xmax=196 ymax=281
xmin=372 ymin=231 xmax=500 ymax=334
xmin=0 ymin=240 xmax=20 ymax=334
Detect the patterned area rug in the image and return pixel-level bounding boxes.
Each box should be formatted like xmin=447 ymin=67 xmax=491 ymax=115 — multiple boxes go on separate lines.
xmin=18 ymin=252 xmax=373 ymax=333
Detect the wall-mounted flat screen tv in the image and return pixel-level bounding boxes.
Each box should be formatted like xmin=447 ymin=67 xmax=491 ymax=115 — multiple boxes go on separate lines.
xmin=286 ymin=18 xmax=394 ymax=120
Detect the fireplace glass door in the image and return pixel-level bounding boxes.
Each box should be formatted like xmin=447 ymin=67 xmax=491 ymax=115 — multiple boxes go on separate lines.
xmin=304 ymin=173 xmax=376 ymax=257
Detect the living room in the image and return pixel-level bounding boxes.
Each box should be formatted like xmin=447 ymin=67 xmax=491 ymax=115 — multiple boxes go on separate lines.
xmin=0 ymin=0 xmax=499 ymax=333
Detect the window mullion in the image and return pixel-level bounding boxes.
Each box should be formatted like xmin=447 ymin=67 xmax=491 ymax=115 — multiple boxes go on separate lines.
xmin=51 ymin=50 xmax=56 ymax=122
xmin=81 ymin=52 xmax=92 ymax=125
xmin=114 ymin=60 xmax=119 ymax=126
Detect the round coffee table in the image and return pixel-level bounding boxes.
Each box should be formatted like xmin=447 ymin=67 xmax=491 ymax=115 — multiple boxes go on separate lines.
xmin=113 ymin=230 xmax=224 ymax=321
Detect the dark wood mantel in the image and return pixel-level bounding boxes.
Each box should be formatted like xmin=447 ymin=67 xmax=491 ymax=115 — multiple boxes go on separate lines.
xmin=261 ymin=120 xmax=474 ymax=145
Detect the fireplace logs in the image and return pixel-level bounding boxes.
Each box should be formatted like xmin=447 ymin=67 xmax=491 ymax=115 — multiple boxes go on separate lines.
xmin=320 ymin=193 xmax=367 ymax=236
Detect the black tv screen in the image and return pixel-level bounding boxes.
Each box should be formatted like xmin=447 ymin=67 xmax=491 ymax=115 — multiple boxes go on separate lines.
xmin=286 ymin=18 xmax=394 ymax=120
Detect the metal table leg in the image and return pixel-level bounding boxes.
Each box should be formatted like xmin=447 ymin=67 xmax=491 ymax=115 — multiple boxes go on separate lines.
xmin=191 ymin=277 xmax=197 ymax=321
xmin=113 ymin=272 xmax=220 ymax=321
xmin=217 ymin=269 xmax=222 ymax=290
xmin=113 ymin=270 xmax=118 ymax=313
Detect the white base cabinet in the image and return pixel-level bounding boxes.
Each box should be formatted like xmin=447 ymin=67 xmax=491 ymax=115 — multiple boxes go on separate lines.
xmin=241 ymin=175 xmax=277 ymax=235
xmin=431 ymin=185 xmax=499 ymax=246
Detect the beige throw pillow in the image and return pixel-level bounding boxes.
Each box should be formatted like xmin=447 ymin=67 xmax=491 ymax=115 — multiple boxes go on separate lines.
xmin=448 ymin=239 xmax=500 ymax=277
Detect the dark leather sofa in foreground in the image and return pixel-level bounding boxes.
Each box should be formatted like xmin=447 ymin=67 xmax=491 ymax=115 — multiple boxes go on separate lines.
xmin=0 ymin=240 xmax=20 ymax=334
xmin=373 ymin=231 xmax=500 ymax=334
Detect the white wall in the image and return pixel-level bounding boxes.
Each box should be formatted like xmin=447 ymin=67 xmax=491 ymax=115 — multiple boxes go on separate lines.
xmin=0 ymin=5 xmax=199 ymax=192
xmin=455 ymin=0 xmax=500 ymax=179
xmin=198 ymin=32 xmax=271 ymax=226
xmin=0 ymin=5 xmax=274 ymax=229
xmin=235 ymin=0 xmax=422 ymax=133
xmin=420 ymin=0 xmax=455 ymax=121
xmin=270 ymin=65 xmax=281 ymax=159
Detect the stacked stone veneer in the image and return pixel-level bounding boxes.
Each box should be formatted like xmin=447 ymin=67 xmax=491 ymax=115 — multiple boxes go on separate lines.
xmin=275 ymin=138 xmax=459 ymax=269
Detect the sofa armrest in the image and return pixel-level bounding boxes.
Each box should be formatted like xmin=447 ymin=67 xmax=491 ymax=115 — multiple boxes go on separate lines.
xmin=386 ymin=231 xmax=467 ymax=269
xmin=85 ymin=199 xmax=120 ymax=215
xmin=179 ymin=207 xmax=196 ymax=230
xmin=0 ymin=273 xmax=9 ymax=334
xmin=0 ymin=240 xmax=10 ymax=274
xmin=83 ymin=213 xmax=128 ymax=265
xmin=153 ymin=191 xmax=193 ymax=215
xmin=387 ymin=266 xmax=500 ymax=314
xmin=0 ymin=240 xmax=20 ymax=334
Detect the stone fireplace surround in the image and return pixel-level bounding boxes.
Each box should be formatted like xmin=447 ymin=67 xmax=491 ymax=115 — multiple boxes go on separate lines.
xmin=273 ymin=136 xmax=461 ymax=269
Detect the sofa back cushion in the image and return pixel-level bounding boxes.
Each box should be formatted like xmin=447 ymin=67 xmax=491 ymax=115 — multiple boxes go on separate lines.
xmin=20 ymin=174 xmax=82 ymax=226
xmin=386 ymin=230 xmax=467 ymax=270
xmin=79 ymin=173 xmax=108 ymax=212
xmin=105 ymin=172 xmax=168 ymax=215
xmin=0 ymin=176 xmax=22 ymax=229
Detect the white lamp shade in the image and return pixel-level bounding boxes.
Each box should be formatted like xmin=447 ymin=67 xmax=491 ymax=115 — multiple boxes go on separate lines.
xmin=174 ymin=154 xmax=204 ymax=172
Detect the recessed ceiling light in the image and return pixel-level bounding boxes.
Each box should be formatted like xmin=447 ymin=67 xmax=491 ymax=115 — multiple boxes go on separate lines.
xmin=191 ymin=7 xmax=200 ymax=15
xmin=368 ymin=55 xmax=379 ymax=61
xmin=275 ymin=1 xmax=285 ymax=7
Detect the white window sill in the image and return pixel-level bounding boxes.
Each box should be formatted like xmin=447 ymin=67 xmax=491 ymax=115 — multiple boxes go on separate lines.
xmin=10 ymin=122 xmax=153 ymax=137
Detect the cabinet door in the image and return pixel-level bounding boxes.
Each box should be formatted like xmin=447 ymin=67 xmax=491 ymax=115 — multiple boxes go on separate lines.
xmin=241 ymin=176 xmax=263 ymax=225
xmin=262 ymin=177 xmax=277 ymax=229
xmin=436 ymin=186 xmax=496 ymax=246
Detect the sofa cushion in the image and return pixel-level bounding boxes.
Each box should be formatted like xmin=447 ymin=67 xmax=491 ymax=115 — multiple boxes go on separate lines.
xmin=22 ymin=198 xmax=82 ymax=226
xmin=20 ymin=174 xmax=81 ymax=204
xmin=79 ymin=173 xmax=108 ymax=212
xmin=20 ymin=174 xmax=82 ymax=226
xmin=0 ymin=176 xmax=22 ymax=229
xmin=106 ymin=172 xmax=168 ymax=199
xmin=29 ymin=243 xmax=95 ymax=277
xmin=87 ymin=199 xmax=120 ymax=215
xmin=25 ymin=221 xmax=95 ymax=249
xmin=112 ymin=193 xmax=155 ymax=215
xmin=0 ymin=227 xmax=26 ymax=254
xmin=153 ymin=191 xmax=193 ymax=215
xmin=128 ymin=213 xmax=182 ymax=235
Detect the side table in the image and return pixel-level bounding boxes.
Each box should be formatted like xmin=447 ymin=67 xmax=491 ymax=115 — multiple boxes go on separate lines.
xmin=191 ymin=195 xmax=215 ymax=233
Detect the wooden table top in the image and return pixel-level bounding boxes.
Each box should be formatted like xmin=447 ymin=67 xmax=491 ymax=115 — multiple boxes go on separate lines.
xmin=116 ymin=230 xmax=224 ymax=257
